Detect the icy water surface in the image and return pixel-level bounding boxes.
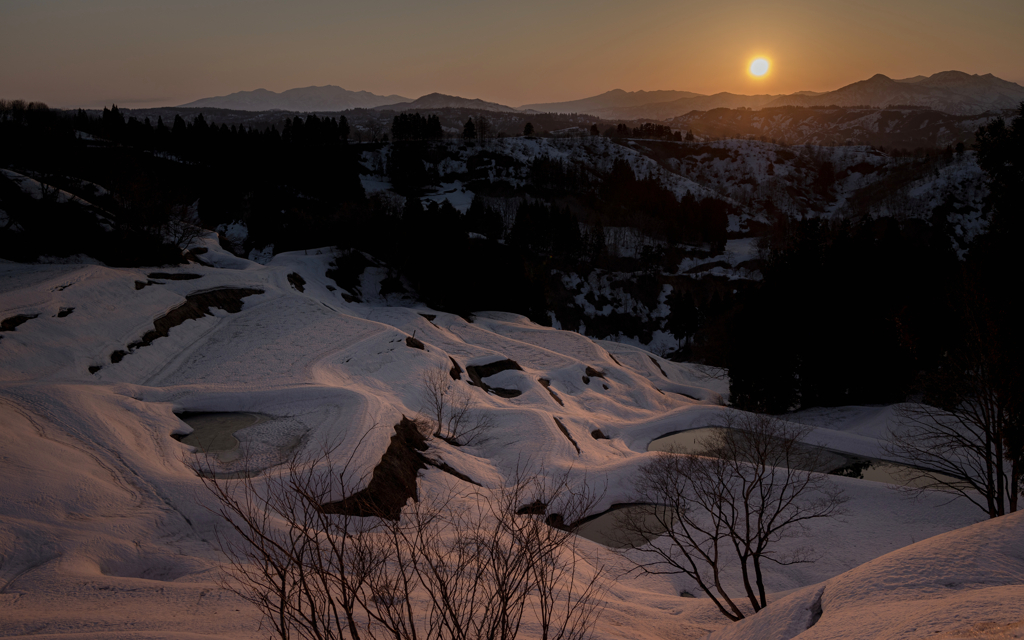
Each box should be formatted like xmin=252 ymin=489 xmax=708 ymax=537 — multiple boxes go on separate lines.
xmin=575 ymin=427 xmax=966 ymax=549
xmin=176 ymin=412 xmax=267 ymax=462
xmin=646 ymin=427 xmax=961 ymax=488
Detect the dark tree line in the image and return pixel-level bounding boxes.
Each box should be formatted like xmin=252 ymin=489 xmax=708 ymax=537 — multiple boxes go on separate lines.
xmin=721 ymin=104 xmax=1024 ymax=448
xmin=390 ymin=113 xmax=443 ymax=142
xmin=602 ymin=123 xmax=682 ymax=141
xmin=1 ymin=101 xmax=369 ymax=262
xmin=724 ymin=216 xmax=958 ymax=413
xmin=599 ymin=159 xmax=729 ymax=251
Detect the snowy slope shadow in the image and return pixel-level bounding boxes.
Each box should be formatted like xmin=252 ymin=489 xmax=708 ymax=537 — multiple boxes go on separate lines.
xmin=107 ymin=287 xmax=263 ymax=365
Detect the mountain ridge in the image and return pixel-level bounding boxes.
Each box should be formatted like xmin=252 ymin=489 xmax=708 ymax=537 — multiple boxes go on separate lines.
xmin=178 ymin=85 xmax=413 ymax=111
xmin=174 ymin=71 xmax=1024 ymax=118
xmin=374 ymin=92 xmax=520 ymax=113
xmin=525 ymin=71 xmax=1024 ymax=118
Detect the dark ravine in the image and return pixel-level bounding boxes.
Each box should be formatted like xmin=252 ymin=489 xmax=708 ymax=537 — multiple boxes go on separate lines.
xmin=109 ymin=287 xmax=264 ymax=364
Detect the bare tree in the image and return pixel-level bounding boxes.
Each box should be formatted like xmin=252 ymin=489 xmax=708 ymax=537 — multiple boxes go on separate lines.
xmin=885 ymin=276 xmax=1022 ymax=518
xmin=387 ymin=468 xmax=607 ymax=640
xmin=508 ymin=473 xmax=608 ymax=640
xmin=886 ymin=403 xmax=1014 ymax=517
xmin=196 ymin=434 xmax=606 ymax=640
xmin=619 ymin=412 xmax=846 ymax=620
xmin=162 ymin=203 xmax=205 ymax=250
xmin=421 ymin=365 xmax=492 ymax=446
xmin=194 ymin=439 xmax=382 ymax=640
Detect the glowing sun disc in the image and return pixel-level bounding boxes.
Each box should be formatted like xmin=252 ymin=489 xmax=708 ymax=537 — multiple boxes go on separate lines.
xmin=750 ymin=58 xmax=770 ymax=76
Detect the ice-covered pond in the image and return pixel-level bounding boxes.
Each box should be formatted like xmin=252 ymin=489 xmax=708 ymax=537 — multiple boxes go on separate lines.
xmin=647 ymin=427 xmax=962 ymax=488
xmin=175 ymin=411 xmax=306 ymax=478
xmin=574 ymin=427 xmax=965 ymax=549
xmin=175 ymin=412 xmax=268 ymax=462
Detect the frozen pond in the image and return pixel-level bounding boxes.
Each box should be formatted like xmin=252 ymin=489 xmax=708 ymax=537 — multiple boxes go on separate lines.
xmin=173 ymin=411 xmax=307 ymax=479
xmin=176 ymin=412 xmax=269 ymax=463
xmin=647 ymin=427 xmax=961 ymax=488
xmin=575 ymin=504 xmax=674 ymax=548
xmin=575 ymin=427 xmax=965 ymax=549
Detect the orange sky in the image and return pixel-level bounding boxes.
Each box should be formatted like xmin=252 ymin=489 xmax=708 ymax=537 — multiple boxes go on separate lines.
xmin=2 ymin=0 xmax=1022 ymax=109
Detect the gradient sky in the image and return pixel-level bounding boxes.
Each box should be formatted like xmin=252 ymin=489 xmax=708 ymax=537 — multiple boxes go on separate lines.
xmin=2 ymin=0 xmax=1023 ymax=109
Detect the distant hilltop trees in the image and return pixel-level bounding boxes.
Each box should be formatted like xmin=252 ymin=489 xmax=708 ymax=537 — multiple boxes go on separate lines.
xmin=390 ymin=113 xmax=443 ymax=142
xmin=603 ymin=122 xmax=682 ymax=141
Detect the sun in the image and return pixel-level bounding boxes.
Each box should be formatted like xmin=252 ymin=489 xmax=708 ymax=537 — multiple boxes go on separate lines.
xmin=749 ymin=57 xmax=770 ymax=77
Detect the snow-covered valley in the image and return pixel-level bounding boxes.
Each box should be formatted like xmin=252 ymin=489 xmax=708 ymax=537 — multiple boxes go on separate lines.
xmin=2 ymin=234 xmax=1020 ymax=639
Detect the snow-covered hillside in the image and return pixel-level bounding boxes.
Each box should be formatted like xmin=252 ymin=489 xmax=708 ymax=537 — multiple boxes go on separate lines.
xmin=1 ymin=235 xmax=1017 ymax=639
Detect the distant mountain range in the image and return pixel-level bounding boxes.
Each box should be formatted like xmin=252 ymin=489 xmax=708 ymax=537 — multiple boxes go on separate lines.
xmin=525 ymin=71 xmax=1024 ymax=118
xmin=766 ymin=71 xmax=1024 ymax=115
xmin=176 ymin=71 xmax=1024 ymax=118
xmin=519 ymin=89 xmax=704 ymax=114
xmin=373 ymin=92 xmax=520 ymax=113
xmin=178 ymin=86 xmax=412 ymax=111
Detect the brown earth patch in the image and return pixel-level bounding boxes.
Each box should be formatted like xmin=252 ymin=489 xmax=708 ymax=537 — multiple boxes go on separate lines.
xmin=424 ymin=458 xmax=481 ymax=486
xmin=449 ymin=356 xmax=463 ymax=380
xmin=321 ymin=417 xmax=429 ymax=520
xmin=538 ymin=379 xmax=564 ymax=406
xmin=466 ymin=359 xmax=524 ymax=398
xmin=1 ymin=314 xmax=38 ymax=332
xmin=554 ymin=417 xmax=581 ymax=455
xmin=287 ymin=272 xmax=306 ymax=292
xmin=110 ymin=287 xmax=263 ymax=364
xmin=406 ymin=335 xmax=425 ymax=350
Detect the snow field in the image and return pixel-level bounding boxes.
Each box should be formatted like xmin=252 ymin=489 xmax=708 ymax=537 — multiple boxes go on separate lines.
xmin=0 ymin=236 xmax=1016 ymax=639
